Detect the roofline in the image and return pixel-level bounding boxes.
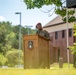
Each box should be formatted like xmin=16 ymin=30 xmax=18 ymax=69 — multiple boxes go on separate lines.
xmin=43 ymin=22 xmax=65 ymax=28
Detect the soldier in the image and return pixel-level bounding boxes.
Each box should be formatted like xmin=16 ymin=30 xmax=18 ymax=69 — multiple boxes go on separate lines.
xmin=36 ymin=22 xmax=50 ymax=40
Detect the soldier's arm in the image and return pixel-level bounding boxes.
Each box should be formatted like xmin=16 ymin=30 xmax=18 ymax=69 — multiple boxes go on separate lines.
xmin=44 ymin=30 xmax=50 ymax=40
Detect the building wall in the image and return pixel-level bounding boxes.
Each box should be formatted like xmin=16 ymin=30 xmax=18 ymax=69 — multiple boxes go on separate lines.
xmin=43 ymin=23 xmax=73 ymax=33
xmin=49 ymin=28 xmax=74 ymax=63
xmin=43 ymin=18 xmax=75 ymax=63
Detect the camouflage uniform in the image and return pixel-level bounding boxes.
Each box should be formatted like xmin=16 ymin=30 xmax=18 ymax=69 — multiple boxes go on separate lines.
xmin=36 ymin=30 xmax=50 ymax=39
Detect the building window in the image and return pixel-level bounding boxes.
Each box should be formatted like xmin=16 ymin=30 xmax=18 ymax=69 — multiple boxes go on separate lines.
xmin=62 ymin=30 xmax=65 ymax=38
xmin=55 ymin=31 xmax=58 ymax=39
xmin=69 ymin=29 xmax=72 ymax=37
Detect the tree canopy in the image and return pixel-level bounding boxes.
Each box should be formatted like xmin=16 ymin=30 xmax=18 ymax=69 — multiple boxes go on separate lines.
xmin=0 ymin=21 xmax=36 ymax=67
xmin=24 ymin=0 xmax=76 ymax=23
xmin=24 ymin=0 xmax=62 ymax=9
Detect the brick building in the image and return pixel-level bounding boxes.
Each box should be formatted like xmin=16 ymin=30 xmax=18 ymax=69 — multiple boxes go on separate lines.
xmin=43 ymin=16 xmax=75 ymax=63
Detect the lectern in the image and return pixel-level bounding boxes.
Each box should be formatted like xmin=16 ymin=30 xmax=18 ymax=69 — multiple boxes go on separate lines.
xmin=23 ymin=34 xmax=50 ymax=69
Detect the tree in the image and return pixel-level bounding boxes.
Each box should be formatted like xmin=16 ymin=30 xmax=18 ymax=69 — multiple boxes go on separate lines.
xmin=31 ymin=29 xmax=37 ymax=34
xmin=0 ymin=21 xmax=12 ymax=54
xmin=24 ymin=0 xmax=76 ymax=23
xmin=24 ymin=0 xmax=62 ymax=9
xmin=12 ymin=25 xmax=29 ymax=49
xmin=69 ymin=23 xmax=76 ymax=68
xmin=0 ymin=54 xmax=7 ymax=67
xmin=69 ymin=43 xmax=76 ymax=68
xmin=5 ymin=49 xmax=23 ymax=67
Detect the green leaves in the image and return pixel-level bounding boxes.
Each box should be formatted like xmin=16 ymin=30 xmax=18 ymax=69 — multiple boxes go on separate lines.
xmin=0 ymin=54 xmax=7 ymax=66
xmin=73 ymin=23 xmax=76 ymax=36
xmin=55 ymin=8 xmax=66 ymax=17
xmin=68 ymin=10 xmax=75 ymax=15
xmin=63 ymin=16 xmax=76 ymax=23
xmin=24 ymin=0 xmax=62 ymax=9
xmin=53 ymin=0 xmax=62 ymax=6
xmin=5 ymin=49 xmax=23 ymax=67
xmin=24 ymin=0 xmax=76 ymax=23
xmin=24 ymin=0 xmax=52 ymax=9
xmin=0 ymin=21 xmax=36 ymax=67
xmin=69 ymin=23 xmax=76 ymax=54
xmin=69 ymin=43 xmax=76 ymax=54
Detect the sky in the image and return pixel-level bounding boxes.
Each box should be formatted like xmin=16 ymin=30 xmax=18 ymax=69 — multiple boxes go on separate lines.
xmin=0 ymin=0 xmax=57 ymax=29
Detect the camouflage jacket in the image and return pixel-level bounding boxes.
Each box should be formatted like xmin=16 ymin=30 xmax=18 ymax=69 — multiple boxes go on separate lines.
xmin=36 ymin=30 xmax=50 ymax=39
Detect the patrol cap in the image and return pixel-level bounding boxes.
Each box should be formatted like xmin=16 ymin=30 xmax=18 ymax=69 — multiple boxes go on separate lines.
xmin=36 ymin=22 xmax=42 ymax=28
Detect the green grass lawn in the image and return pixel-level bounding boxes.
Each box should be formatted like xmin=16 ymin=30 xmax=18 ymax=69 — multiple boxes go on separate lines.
xmin=0 ymin=63 xmax=76 ymax=75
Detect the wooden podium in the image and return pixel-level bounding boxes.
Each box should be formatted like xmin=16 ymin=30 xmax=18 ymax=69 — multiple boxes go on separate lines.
xmin=23 ymin=34 xmax=50 ymax=69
